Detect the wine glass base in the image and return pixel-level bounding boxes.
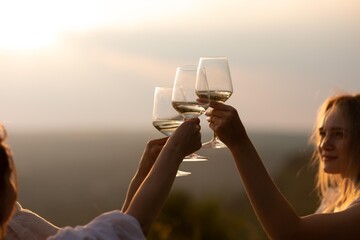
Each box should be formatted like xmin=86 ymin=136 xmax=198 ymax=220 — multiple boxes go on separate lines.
xmin=176 ymin=170 xmax=191 ymax=177
xmin=202 ymin=139 xmax=227 ymax=149
xmin=183 ymin=153 xmax=208 ymax=162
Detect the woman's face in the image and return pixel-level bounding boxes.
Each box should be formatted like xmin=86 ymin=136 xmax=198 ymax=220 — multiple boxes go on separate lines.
xmin=318 ymin=107 xmax=350 ymax=176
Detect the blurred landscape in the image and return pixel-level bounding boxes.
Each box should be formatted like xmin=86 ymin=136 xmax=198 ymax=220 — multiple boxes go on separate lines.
xmin=2 ymin=1 xmax=359 ymax=239
xmin=9 ymin=129 xmax=318 ymax=239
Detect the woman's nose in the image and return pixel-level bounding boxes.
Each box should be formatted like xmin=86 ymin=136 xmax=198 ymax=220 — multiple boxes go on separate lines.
xmin=320 ymin=135 xmax=334 ymax=150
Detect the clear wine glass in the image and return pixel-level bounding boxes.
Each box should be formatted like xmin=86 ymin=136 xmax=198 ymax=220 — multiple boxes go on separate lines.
xmin=152 ymin=86 xmax=191 ymax=177
xmin=198 ymin=56 xmax=233 ymax=148
xmin=172 ymin=65 xmax=210 ymax=161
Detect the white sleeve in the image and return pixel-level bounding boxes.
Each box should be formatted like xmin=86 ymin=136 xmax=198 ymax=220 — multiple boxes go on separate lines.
xmin=48 ymin=211 xmax=145 ymax=240
xmin=6 ymin=202 xmax=60 ymax=240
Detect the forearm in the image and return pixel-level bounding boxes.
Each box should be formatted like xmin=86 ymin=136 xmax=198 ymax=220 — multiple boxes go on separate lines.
xmin=122 ymin=138 xmax=166 ymax=212
xmin=121 ymin=172 xmax=146 ymax=212
xmin=125 ymin=142 xmax=183 ymax=235
xmin=230 ymin=138 xmax=300 ymax=239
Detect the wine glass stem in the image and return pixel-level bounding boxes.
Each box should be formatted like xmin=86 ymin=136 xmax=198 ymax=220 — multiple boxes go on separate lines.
xmin=212 ymin=131 xmax=218 ymax=141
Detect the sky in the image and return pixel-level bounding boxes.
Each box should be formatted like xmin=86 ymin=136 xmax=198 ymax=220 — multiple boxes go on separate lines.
xmin=1 ymin=0 xmax=360 ymax=133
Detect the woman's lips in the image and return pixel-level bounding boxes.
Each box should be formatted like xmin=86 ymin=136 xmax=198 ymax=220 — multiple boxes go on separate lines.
xmin=322 ymin=155 xmax=337 ymax=161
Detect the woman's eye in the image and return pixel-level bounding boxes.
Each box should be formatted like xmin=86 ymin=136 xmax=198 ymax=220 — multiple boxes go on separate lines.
xmin=334 ymin=131 xmax=344 ymax=138
xmin=319 ymin=130 xmax=325 ymax=137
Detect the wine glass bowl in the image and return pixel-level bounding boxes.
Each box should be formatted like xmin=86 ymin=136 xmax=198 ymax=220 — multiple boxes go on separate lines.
xmin=152 ymin=86 xmax=191 ymax=177
xmin=152 ymin=87 xmax=184 ymax=137
xmin=172 ymin=65 xmax=209 ymax=119
xmin=172 ymin=65 xmax=210 ymax=161
xmin=198 ymin=56 xmax=233 ymax=148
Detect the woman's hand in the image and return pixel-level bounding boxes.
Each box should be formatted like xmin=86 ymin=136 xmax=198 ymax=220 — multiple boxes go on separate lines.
xmin=125 ymin=118 xmax=202 ymax=234
xmin=205 ymin=101 xmax=248 ymax=148
xmin=167 ymin=118 xmax=202 ymax=158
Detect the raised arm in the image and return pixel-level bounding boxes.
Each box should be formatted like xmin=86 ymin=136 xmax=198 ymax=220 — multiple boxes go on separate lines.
xmin=121 ymin=137 xmax=167 ymax=212
xmin=125 ymin=118 xmax=202 ymax=235
xmin=206 ymin=101 xmax=360 ymax=239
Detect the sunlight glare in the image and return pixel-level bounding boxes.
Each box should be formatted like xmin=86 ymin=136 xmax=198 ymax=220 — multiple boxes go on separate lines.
xmin=0 ymin=0 xmax=105 ymax=50
xmin=0 ymin=0 xmax=193 ymax=51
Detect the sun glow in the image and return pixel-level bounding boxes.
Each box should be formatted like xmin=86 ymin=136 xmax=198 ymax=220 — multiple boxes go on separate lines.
xmin=0 ymin=0 xmax=192 ymax=51
xmin=0 ymin=0 xmax=104 ymax=50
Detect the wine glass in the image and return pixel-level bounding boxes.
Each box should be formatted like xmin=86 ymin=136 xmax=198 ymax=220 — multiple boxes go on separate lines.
xmin=198 ymin=56 xmax=233 ymax=148
xmin=152 ymin=86 xmax=191 ymax=177
xmin=172 ymin=65 xmax=210 ymax=161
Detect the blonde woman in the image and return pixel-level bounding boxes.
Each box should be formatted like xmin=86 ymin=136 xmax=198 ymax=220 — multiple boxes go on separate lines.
xmin=206 ymin=94 xmax=360 ymax=239
xmin=0 ymin=118 xmax=202 ymax=239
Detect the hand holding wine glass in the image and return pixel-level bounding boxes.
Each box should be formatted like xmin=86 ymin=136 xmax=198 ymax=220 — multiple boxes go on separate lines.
xmin=198 ymin=56 xmax=233 ymax=148
xmin=172 ymin=65 xmax=210 ymax=161
xmin=152 ymin=86 xmax=191 ymax=177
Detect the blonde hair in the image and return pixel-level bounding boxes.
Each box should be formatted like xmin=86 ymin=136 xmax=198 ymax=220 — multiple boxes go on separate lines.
xmin=0 ymin=124 xmax=17 ymax=239
xmin=311 ymin=93 xmax=360 ymax=213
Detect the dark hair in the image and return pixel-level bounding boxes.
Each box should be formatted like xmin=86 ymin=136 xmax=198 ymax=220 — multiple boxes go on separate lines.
xmin=0 ymin=125 xmax=16 ymax=239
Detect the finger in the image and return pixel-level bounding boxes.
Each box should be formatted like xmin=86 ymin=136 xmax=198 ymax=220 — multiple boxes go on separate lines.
xmin=207 ymin=116 xmax=221 ymax=124
xmin=190 ymin=122 xmax=201 ymax=132
xmin=208 ymin=121 xmax=216 ymax=131
xmin=205 ymin=107 xmax=213 ymax=116
xmin=209 ymin=101 xmax=235 ymax=113
xmin=210 ymin=109 xmax=227 ymax=118
xmin=210 ymin=106 xmax=238 ymax=119
xmin=185 ymin=117 xmax=200 ymax=125
xmin=184 ymin=118 xmax=201 ymax=132
xmin=177 ymin=118 xmax=200 ymax=135
xmin=209 ymin=101 xmax=227 ymax=109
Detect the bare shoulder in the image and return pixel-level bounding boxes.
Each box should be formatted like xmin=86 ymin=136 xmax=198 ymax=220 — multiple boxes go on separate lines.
xmin=299 ymin=204 xmax=360 ymax=239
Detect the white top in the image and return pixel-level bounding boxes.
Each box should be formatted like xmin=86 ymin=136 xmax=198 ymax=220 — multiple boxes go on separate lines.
xmin=48 ymin=211 xmax=145 ymax=240
xmin=6 ymin=202 xmax=145 ymax=240
xmin=5 ymin=202 xmax=60 ymax=240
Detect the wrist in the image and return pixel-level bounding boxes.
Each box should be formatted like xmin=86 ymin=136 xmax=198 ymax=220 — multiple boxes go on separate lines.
xmin=227 ymin=132 xmax=251 ymax=150
xmin=161 ymin=141 xmax=184 ymax=165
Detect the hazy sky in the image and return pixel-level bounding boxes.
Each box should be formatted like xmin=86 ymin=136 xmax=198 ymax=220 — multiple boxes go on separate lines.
xmin=1 ymin=0 xmax=360 ymax=133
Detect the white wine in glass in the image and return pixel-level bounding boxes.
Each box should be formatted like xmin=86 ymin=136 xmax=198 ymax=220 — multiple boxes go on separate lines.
xmin=198 ymin=56 xmax=233 ymax=148
xmin=152 ymin=86 xmax=191 ymax=177
xmin=172 ymin=65 xmax=210 ymax=161
xmin=152 ymin=119 xmax=184 ymax=137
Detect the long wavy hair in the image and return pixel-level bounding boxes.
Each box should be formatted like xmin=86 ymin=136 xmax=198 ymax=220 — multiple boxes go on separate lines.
xmin=311 ymin=93 xmax=360 ymax=213
xmin=0 ymin=125 xmax=17 ymax=239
